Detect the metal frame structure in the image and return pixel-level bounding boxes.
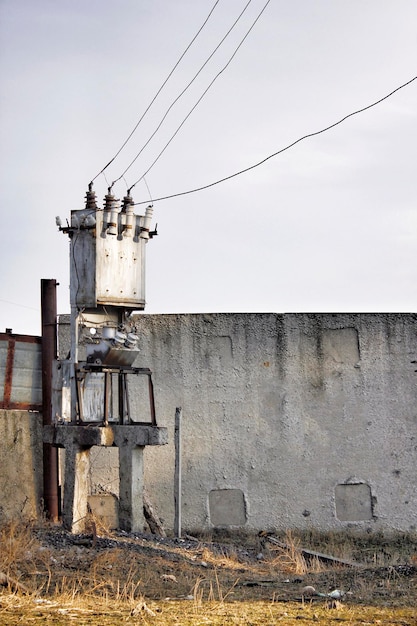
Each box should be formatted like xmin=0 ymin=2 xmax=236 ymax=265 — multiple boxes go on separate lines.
xmin=75 ymin=364 xmax=156 ymax=426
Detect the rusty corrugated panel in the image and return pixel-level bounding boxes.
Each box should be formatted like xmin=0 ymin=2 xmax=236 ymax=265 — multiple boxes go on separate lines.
xmin=0 ymin=333 xmax=42 ymax=410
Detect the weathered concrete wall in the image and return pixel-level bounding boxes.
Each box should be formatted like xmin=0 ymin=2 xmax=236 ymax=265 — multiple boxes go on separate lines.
xmin=0 ymin=410 xmax=43 ymax=521
xmin=59 ymin=313 xmax=417 ymax=533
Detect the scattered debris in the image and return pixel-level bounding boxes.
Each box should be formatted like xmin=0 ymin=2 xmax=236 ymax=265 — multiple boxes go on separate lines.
xmin=301 ymin=585 xmax=322 ymax=598
xmin=3 ymin=522 xmax=416 ymax=611
xmin=327 ymin=599 xmax=343 ymax=609
xmin=0 ymin=571 xmax=30 ymax=594
xmin=131 ymin=600 xmax=157 ymax=617
xmin=143 ymin=491 xmax=166 ymax=537
xmin=161 ymin=574 xmax=178 ymax=583
xmin=300 ymin=585 xmax=346 ymax=602
xmin=240 ymin=580 xmax=276 ymax=588
xmin=264 ymin=535 xmax=363 ymax=568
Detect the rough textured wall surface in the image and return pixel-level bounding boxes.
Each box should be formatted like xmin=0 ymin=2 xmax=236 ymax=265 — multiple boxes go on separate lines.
xmin=0 ymin=410 xmax=43 ymax=521
xmin=58 ymin=313 xmax=417 ymax=532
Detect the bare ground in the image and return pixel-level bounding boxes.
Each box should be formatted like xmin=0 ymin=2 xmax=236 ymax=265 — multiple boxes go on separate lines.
xmin=1 ymin=521 xmax=417 ymax=624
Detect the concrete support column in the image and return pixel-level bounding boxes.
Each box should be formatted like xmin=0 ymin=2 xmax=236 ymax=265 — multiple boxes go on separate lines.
xmin=118 ymin=444 xmax=145 ymax=532
xmin=62 ymin=445 xmax=91 ymax=534
xmin=43 ymin=424 xmax=167 ymax=534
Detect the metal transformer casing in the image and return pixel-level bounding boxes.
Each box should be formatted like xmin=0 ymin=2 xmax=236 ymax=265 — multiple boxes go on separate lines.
xmin=69 ymin=207 xmax=147 ymax=309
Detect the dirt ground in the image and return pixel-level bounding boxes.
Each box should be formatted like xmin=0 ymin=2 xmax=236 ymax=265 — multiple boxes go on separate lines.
xmin=1 ymin=522 xmax=417 ymax=624
xmin=3 ymin=522 xmax=417 ymax=603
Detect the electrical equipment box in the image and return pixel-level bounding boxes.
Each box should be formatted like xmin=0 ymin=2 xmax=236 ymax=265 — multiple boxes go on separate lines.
xmin=69 ymin=201 xmax=154 ymax=309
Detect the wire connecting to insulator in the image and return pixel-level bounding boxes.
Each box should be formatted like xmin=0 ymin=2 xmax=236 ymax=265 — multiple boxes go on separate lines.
xmin=85 ymin=182 xmax=97 ymax=210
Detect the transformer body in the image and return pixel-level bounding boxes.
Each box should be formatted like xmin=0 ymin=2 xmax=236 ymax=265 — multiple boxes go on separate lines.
xmin=69 ymin=206 xmax=151 ymax=309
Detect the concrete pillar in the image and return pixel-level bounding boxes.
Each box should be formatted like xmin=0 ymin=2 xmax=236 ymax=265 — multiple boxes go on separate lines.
xmin=43 ymin=424 xmax=167 ymax=534
xmin=118 ymin=444 xmax=145 ymax=532
xmin=62 ymin=444 xmax=91 ymax=533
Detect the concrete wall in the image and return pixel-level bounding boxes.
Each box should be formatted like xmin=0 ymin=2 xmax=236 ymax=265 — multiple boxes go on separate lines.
xmin=0 ymin=410 xmax=43 ymax=522
xmin=59 ymin=313 xmax=417 ymax=532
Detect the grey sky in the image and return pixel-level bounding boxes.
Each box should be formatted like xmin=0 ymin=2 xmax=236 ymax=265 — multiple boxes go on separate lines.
xmin=0 ymin=0 xmax=416 ymax=335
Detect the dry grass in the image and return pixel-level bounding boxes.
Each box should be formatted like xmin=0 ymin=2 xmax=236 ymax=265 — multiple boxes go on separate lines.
xmin=199 ymin=545 xmax=252 ymax=572
xmin=1 ymin=520 xmax=417 ymax=625
xmin=0 ymin=519 xmax=53 ymax=594
xmin=1 ymin=594 xmax=417 ymax=626
xmin=265 ymin=530 xmax=327 ymax=575
xmin=266 ymin=530 xmax=309 ymax=574
xmin=192 ymin=570 xmax=240 ymax=606
xmin=0 ymin=519 xmax=39 ymax=573
xmin=289 ymin=528 xmax=417 ymax=567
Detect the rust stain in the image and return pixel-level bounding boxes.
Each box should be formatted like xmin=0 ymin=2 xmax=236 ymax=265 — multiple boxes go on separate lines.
xmin=0 ymin=333 xmax=42 ymax=410
xmin=3 ymin=337 xmax=15 ymax=408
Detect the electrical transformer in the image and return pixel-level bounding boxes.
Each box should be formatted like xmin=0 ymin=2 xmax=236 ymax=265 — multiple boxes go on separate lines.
xmin=56 ymin=185 xmax=157 ymax=424
xmin=69 ymin=189 xmax=154 ymax=309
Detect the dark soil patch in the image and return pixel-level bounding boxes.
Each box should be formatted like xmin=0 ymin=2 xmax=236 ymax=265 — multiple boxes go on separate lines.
xmin=18 ymin=525 xmax=416 ymax=608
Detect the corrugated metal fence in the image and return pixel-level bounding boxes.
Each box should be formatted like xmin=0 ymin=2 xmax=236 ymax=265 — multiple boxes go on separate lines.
xmin=0 ymin=332 xmax=42 ymax=410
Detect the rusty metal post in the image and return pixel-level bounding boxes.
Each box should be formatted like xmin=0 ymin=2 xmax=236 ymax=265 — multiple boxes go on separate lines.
xmin=41 ymin=278 xmax=59 ymax=521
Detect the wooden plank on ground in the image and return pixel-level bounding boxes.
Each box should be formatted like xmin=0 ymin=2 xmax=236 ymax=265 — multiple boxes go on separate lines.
xmin=265 ymin=535 xmax=364 ymax=568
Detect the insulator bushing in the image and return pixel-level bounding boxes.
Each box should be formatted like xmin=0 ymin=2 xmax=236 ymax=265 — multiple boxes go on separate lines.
xmin=85 ymin=185 xmax=97 ymax=210
xmin=121 ymin=194 xmax=133 ymax=213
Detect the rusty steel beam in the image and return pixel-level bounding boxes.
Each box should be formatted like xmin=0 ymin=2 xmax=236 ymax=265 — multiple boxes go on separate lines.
xmin=41 ymin=279 xmax=59 ymax=522
xmin=0 ymin=332 xmax=42 ymax=344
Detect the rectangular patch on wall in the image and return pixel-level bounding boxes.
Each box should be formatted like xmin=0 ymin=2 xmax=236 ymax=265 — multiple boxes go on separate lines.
xmin=335 ymin=483 xmax=373 ymax=521
xmin=322 ymin=328 xmax=360 ymax=365
xmin=209 ymin=488 xmax=246 ymax=527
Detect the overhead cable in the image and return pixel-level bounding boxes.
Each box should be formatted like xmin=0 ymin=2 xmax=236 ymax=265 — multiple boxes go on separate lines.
xmin=89 ymin=0 xmax=221 ymax=185
xmin=132 ymin=74 xmax=417 ymax=205
xmin=114 ymin=0 xmax=256 ymax=190
xmin=0 ymin=298 xmax=38 ymax=312
xmin=128 ymin=0 xmax=271 ymax=193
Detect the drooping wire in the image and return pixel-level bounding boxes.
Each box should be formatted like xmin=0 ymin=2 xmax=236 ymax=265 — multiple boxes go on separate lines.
xmin=132 ymin=74 xmax=417 ymax=205
xmin=89 ymin=0 xmax=221 ymax=185
xmin=113 ymin=0 xmax=255 ymax=190
xmin=143 ymin=176 xmax=154 ymax=205
xmin=128 ymin=0 xmax=271 ymax=193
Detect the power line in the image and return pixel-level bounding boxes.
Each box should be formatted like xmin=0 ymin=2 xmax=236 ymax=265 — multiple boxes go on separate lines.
xmin=0 ymin=298 xmax=38 ymax=312
xmin=128 ymin=0 xmax=271 ymax=193
xmin=89 ymin=0 xmax=221 ymax=185
xmin=133 ymin=74 xmax=417 ymax=205
xmin=113 ymin=0 xmax=255 ymax=189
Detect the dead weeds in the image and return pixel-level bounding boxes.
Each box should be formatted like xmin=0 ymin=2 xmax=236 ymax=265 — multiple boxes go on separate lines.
xmin=1 ymin=520 xmax=417 ymax=624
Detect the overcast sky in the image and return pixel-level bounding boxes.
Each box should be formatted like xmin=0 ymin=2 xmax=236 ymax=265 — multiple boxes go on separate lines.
xmin=0 ymin=0 xmax=416 ymax=336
